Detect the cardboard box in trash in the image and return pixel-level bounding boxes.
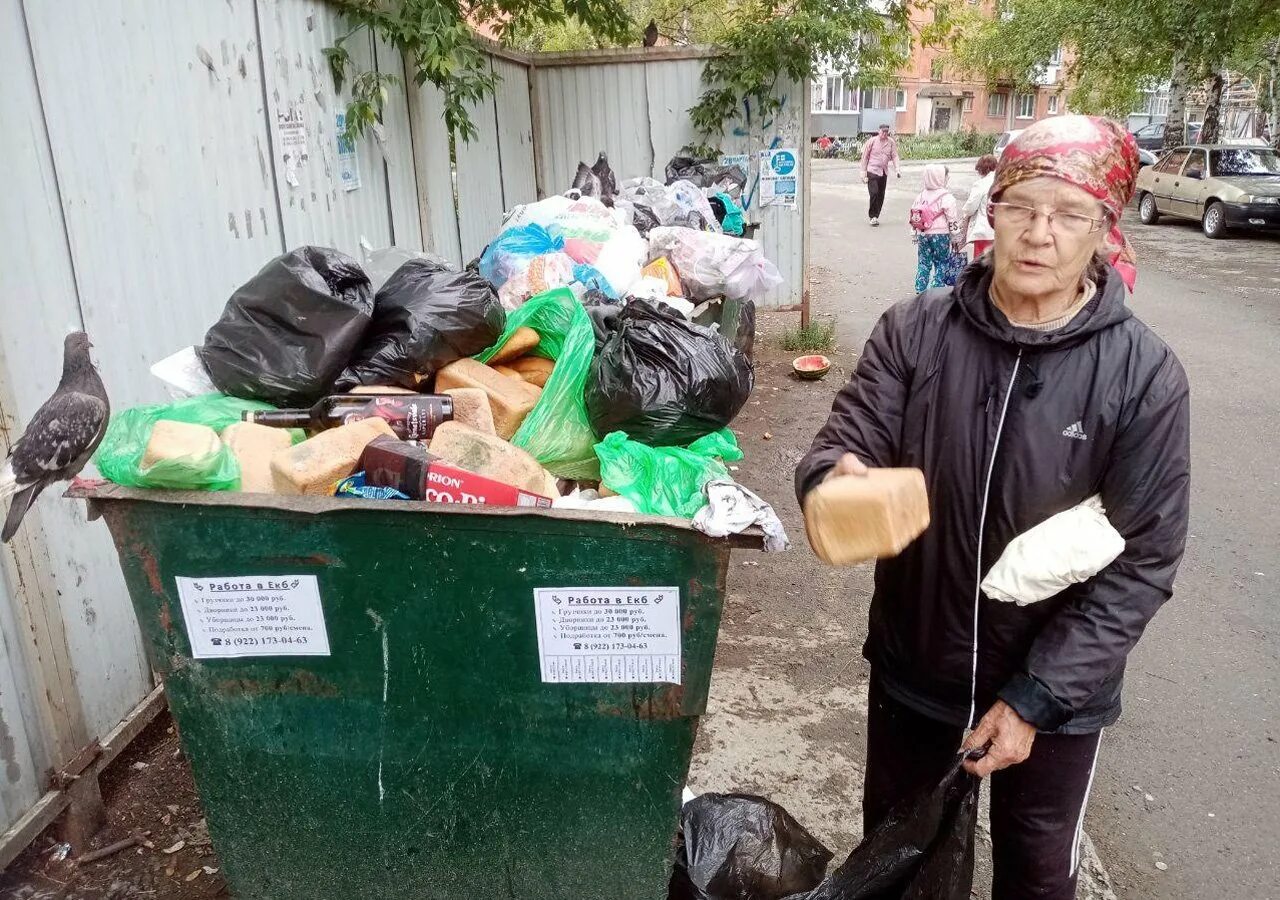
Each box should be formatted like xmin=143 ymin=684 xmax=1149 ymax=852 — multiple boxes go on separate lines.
xmin=362 ymin=437 xmax=552 ymax=508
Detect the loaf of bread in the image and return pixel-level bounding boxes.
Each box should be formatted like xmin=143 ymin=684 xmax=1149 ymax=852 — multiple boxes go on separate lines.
xmin=428 ymin=421 xmax=549 ymax=494
xmin=142 ymin=421 xmax=221 ymax=470
xmin=434 ymin=357 xmax=540 ymax=440
xmin=221 ymin=422 xmax=292 ymax=493
xmin=508 ymin=356 xmax=555 ymax=388
xmin=803 ymin=469 xmax=930 ymax=566
xmin=488 ymin=326 xmax=541 ymax=365
xmin=442 ymin=388 xmax=497 ymax=436
xmin=270 ymin=418 xmax=396 ymax=496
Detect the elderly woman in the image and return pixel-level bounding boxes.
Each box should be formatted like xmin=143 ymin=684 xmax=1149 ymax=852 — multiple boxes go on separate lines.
xmin=796 ymin=116 xmax=1190 ymax=898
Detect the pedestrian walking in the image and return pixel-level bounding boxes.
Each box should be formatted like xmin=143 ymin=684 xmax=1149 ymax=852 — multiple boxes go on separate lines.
xmin=908 ymin=164 xmax=963 ymax=292
xmin=963 ymin=154 xmax=999 ymax=259
xmin=860 ymin=123 xmax=900 ymax=226
xmin=797 ymin=115 xmax=1189 ymax=900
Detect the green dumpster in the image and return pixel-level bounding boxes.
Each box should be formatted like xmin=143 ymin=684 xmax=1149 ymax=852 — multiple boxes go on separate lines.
xmin=74 ymin=483 xmax=760 ymax=900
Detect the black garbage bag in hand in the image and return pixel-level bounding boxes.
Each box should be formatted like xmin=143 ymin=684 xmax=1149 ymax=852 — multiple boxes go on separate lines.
xmin=334 ymin=258 xmax=506 ymax=391
xmin=198 ymin=246 xmax=373 ymax=407
xmin=586 ymin=299 xmax=754 ymax=447
xmin=669 ymin=793 xmax=833 ymax=900
xmin=803 ymin=752 xmax=980 ymax=900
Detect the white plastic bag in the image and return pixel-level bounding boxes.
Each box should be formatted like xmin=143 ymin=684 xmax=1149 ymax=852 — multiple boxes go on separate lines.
xmin=502 ymin=195 xmax=576 ymax=230
xmin=150 ymin=346 xmax=218 ymax=398
xmin=725 ymin=255 xmax=784 ymax=303
xmin=591 ymin=225 xmax=647 ymax=297
xmin=981 ymin=496 xmax=1125 ymax=606
xmin=647 ymin=227 xmax=768 ymax=302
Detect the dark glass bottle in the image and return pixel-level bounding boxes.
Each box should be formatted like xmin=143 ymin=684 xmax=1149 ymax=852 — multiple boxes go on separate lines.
xmin=243 ymin=394 xmax=453 ymax=440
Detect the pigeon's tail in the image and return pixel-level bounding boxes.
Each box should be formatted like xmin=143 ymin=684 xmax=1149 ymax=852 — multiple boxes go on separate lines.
xmin=0 ymin=460 xmax=17 ymax=500
xmin=2 ymin=482 xmax=41 ymax=543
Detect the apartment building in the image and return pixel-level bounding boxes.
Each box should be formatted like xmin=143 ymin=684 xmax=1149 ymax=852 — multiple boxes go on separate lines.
xmin=812 ymin=5 xmax=1065 ymax=138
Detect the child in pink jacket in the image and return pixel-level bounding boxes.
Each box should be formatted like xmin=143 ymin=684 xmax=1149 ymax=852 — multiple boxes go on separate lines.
xmin=909 ymin=164 xmax=963 ymax=292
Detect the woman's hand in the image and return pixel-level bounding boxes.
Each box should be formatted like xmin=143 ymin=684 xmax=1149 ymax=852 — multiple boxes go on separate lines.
xmin=962 ymin=701 xmax=1036 ymax=777
xmin=827 ymin=453 xmax=869 ymax=480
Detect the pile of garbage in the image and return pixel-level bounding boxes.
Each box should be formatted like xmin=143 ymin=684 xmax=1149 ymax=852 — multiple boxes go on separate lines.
xmin=94 ymin=152 xmax=786 ymax=544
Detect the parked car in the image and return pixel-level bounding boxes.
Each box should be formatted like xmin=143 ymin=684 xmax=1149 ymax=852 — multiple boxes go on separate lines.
xmin=1134 ymin=144 xmax=1280 ymax=238
xmin=1131 ymin=121 xmax=1203 ymax=151
xmin=993 ymin=129 xmax=1024 ymax=159
xmin=1138 ymin=147 xmax=1159 ymax=168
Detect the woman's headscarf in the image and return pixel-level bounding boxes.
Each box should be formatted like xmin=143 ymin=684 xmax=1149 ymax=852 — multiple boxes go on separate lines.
xmin=992 ymin=116 xmax=1141 ymax=292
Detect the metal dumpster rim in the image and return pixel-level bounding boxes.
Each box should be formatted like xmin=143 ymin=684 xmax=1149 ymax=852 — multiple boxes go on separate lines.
xmin=67 ymin=480 xmax=766 ymax=550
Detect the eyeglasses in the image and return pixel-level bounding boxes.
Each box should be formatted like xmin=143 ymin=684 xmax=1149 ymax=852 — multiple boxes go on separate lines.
xmin=990 ymin=201 xmax=1109 ymax=236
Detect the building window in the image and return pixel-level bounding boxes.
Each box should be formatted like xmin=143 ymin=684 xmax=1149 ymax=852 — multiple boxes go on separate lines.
xmin=1015 ymin=92 xmax=1036 ymax=119
xmin=1047 ymin=94 xmax=1059 ymax=114
xmin=930 ymin=59 xmax=945 ymax=82
xmin=864 ymin=86 xmax=901 ymax=110
xmin=962 ymin=92 xmax=975 ymax=111
xmin=813 ymin=75 xmax=859 ymax=113
xmin=1145 ymin=90 xmax=1171 ymax=118
xmin=1049 ymin=46 xmax=1064 ymax=66
xmin=988 ymin=93 xmax=1008 ymax=117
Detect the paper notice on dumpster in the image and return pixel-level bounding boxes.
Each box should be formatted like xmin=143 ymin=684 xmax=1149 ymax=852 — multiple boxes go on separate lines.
xmin=175 ymin=576 xmax=330 ymax=659
xmin=533 ymin=587 xmax=681 ymax=684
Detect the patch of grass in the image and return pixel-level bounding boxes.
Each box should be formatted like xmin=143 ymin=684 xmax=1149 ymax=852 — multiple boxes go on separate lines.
xmin=897 ymin=128 xmax=998 ymax=161
xmin=781 ymin=319 xmax=837 ymax=353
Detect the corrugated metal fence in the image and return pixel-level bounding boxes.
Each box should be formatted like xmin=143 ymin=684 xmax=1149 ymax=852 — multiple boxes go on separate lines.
xmin=0 ymin=0 xmax=806 ymax=853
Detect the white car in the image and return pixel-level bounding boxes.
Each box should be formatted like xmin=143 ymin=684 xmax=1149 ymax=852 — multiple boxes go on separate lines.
xmin=994 ymin=130 xmax=1024 ymax=159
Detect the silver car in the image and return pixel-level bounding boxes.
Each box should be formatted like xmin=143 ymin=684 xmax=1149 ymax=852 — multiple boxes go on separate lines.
xmin=1135 ymin=144 xmax=1280 ymax=239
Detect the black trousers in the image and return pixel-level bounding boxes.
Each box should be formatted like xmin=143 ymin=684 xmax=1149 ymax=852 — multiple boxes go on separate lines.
xmin=864 ymin=676 xmax=1103 ymax=900
xmin=867 ymin=173 xmax=888 ymax=218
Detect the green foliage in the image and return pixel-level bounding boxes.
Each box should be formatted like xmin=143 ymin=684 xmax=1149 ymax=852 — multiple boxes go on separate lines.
xmin=896 ymin=127 xmax=997 ymax=160
xmin=507 ymin=0 xmax=731 ymax=51
xmin=781 ymin=319 xmax=837 ymax=353
xmin=689 ymin=0 xmax=912 ymax=147
xmin=943 ymin=0 xmax=1280 ymax=119
xmin=325 ymin=0 xmax=631 ymax=141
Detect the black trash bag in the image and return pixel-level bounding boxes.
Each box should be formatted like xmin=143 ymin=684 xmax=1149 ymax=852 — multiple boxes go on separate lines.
xmin=669 ymin=793 xmax=833 ymax=900
xmin=630 ymin=201 xmax=661 ymax=235
xmin=198 ymin=246 xmax=373 ymax=407
xmin=803 ymin=751 xmax=980 ymax=900
xmin=586 ymin=299 xmax=754 ymax=447
xmin=570 ymin=152 xmax=618 ymax=206
xmin=333 ymin=258 xmax=506 ymax=391
xmin=665 ymin=155 xmax=749 ymax=192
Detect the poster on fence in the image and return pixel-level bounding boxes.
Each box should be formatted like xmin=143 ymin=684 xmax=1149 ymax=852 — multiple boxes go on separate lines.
xmin=759 ymin=148 xmax=799 ymax=208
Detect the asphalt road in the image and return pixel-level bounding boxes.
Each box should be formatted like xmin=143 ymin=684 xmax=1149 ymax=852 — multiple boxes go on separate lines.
xmin=692 ymin=159 xmax=1278 ymax=899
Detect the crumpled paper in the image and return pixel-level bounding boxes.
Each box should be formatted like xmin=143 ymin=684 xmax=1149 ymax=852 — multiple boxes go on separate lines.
xmin=692 ymin=478 xmax=789 ymax=552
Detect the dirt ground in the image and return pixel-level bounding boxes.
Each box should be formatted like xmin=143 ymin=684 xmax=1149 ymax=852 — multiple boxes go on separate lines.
xmin=1 ymin=715 xmax=226 ymax=900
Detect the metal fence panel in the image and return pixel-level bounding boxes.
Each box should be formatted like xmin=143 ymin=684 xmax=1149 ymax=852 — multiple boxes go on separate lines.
xmin=455 ymin=73 xmax=508 ymax=263
xmin=492 ymin=57 xmax=538 ymax=210
xmin=255 ymin=0 xmax=399 ymax=255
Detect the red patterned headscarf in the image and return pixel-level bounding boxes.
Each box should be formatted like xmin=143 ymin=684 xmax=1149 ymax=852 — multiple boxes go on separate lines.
xmin=992 ymin=115 xmax=1140 ymax=292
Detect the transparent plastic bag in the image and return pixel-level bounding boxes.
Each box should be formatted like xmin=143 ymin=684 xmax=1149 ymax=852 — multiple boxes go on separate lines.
xmin=95 ymin=394 xmax=292 ymax=491
xmin=476 ymin=288 xmax=599 ymax=479
xmin=593 ymin=429 xmax=743 ymax=518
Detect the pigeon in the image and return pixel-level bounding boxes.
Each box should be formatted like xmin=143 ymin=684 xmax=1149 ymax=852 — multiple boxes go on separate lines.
xmin=643 ymin=19 xmax=659 ymax=47
xmin=1 ymin=332 xmax=110 ymax=543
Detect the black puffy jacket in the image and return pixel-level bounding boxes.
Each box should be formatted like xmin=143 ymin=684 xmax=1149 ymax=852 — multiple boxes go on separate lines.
xmin=796 ymin=261 xmax=1190 ymax=734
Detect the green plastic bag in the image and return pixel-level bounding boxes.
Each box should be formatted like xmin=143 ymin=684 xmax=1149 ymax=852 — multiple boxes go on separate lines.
xmin=95 ymin=394 xmax=290 ymax=491
xmin=477 ymin=287 xmax=599 ymax=480
xmin=594 ymin=429 xmax=744 ymax=518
